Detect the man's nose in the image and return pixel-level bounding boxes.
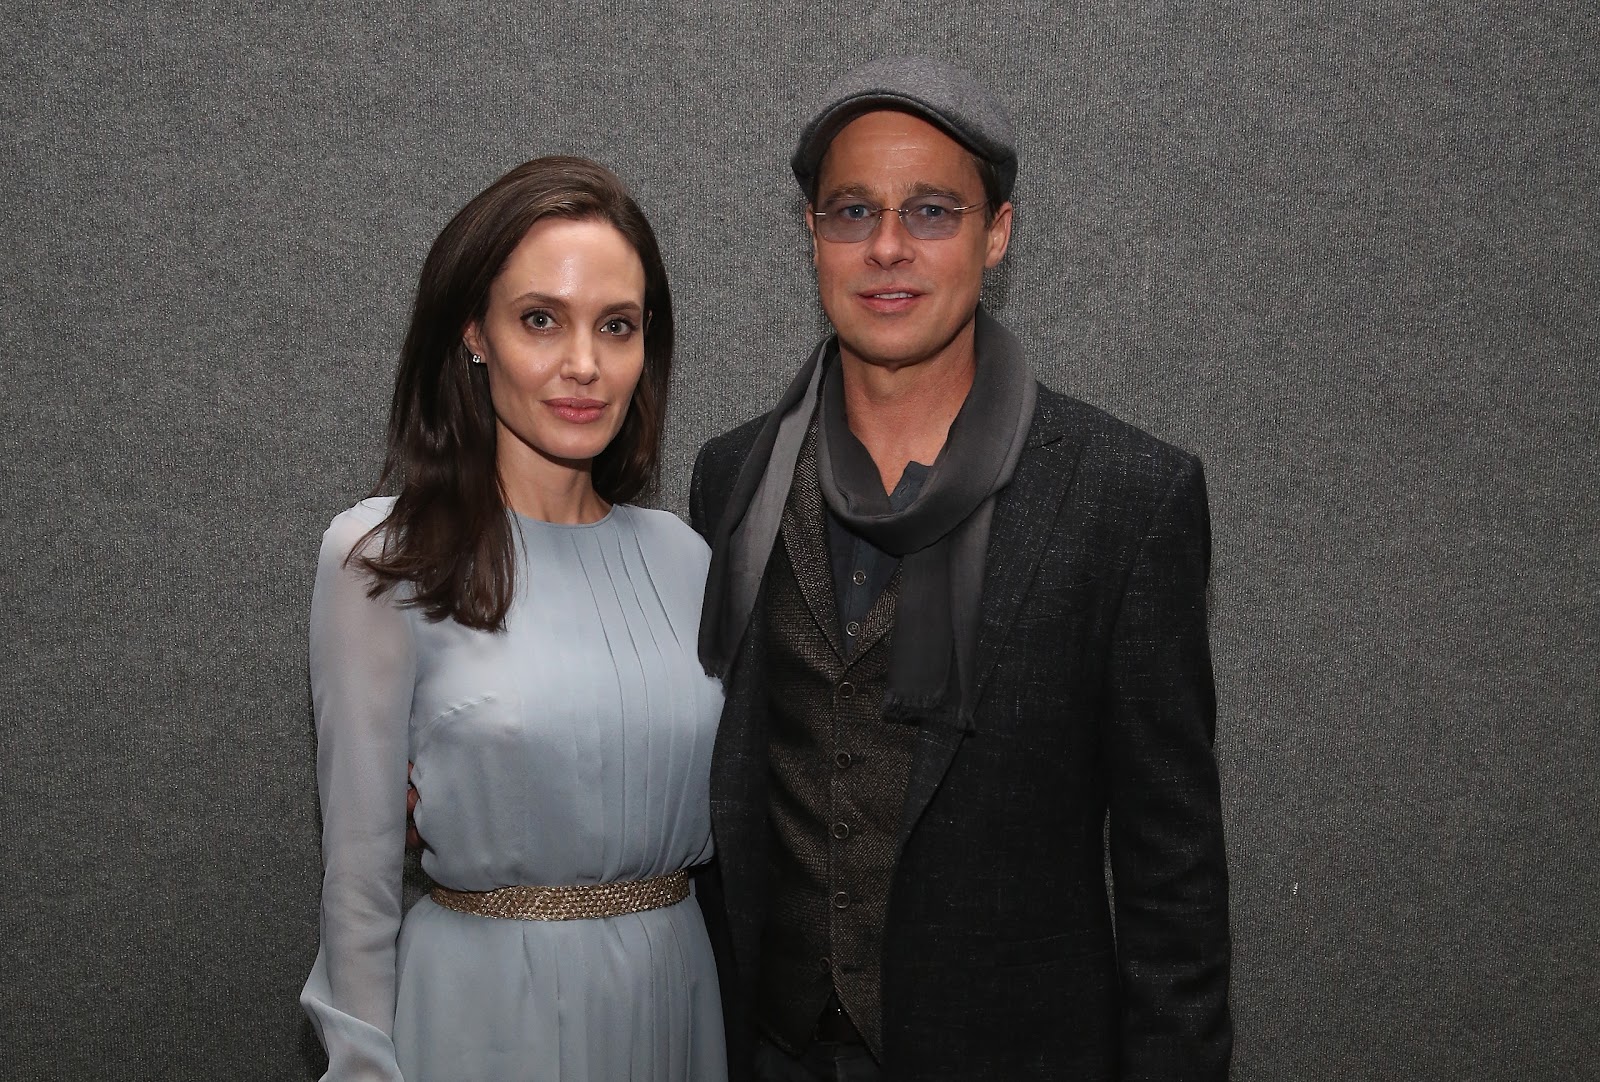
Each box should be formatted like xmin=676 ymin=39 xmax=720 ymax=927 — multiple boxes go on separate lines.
xmin=865 ymin=210 xmax=915 ymax=266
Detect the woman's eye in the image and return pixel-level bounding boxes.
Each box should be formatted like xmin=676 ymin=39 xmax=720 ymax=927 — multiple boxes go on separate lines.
xmin=524 ymin=310 xmax=555 ymax=329
xmin=602 ymin=318 xmax=636 ymax=336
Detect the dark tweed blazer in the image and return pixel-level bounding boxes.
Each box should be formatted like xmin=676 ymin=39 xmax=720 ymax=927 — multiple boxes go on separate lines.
xmin=690 ymin=384 xmax=1232 ymax=1082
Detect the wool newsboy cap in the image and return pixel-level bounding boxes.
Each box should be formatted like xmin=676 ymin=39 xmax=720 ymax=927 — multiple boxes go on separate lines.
xmin=791 ymin=55 xmax=1017 ymax=202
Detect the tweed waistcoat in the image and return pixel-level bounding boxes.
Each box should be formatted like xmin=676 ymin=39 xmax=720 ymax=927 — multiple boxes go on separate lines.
xmin=756 ymin=422 xmax=918 ymax=1060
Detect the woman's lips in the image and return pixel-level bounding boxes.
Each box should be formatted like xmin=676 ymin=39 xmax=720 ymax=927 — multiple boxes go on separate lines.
xmin=856 ymin=288 xmax=923 ymax=314
xmin=545 ymin=398 xmax=607 ymax=423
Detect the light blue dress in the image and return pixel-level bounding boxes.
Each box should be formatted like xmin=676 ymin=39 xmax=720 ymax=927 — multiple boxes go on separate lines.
xmin=301 ymin=498 xmax=727 ymax=1082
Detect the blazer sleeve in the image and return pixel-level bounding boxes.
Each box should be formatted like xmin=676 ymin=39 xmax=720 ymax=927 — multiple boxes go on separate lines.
xmin=1104 ymin=455 xmax=1232 ymax=1081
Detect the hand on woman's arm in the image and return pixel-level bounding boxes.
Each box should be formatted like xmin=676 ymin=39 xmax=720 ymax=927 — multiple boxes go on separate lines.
xmin=407 ymin=764 xmax=423 ymax=852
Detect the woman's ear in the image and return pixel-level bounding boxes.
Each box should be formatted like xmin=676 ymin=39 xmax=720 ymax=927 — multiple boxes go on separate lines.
xmin=462 ymin=322 xmax=486 ymax=361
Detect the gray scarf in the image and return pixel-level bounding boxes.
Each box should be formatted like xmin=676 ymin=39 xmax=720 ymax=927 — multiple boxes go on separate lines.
xmin=699 ymin=308 xmax=1037 ymax=730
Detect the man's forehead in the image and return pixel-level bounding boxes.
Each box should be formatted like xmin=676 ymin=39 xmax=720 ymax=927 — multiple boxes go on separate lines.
xmin=814 ymin=109 xmax=984 ymax=196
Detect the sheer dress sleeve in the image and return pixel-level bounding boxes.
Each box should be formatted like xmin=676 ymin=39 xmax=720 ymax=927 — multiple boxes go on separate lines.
xmin=300 ymin=500 xmax=414 ymax=1081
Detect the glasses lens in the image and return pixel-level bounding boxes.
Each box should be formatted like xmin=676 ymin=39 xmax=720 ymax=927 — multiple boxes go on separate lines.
xmin=902 ymin=199 xmax=965 ymax=240
xmin=817 ymin=203 xmax=877 ymax=243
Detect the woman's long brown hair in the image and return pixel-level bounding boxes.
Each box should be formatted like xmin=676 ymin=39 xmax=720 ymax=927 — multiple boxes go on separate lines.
xmin=356 ymin=157 xmax=674 ymax=630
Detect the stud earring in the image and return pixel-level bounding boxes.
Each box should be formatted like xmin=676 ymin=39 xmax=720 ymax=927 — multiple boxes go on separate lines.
xmin=470 ymin=354 xmax=485 ymax=365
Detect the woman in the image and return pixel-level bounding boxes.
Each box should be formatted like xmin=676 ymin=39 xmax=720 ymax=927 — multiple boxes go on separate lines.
xmin=301 ymin=157 xmax=726 ymax=1081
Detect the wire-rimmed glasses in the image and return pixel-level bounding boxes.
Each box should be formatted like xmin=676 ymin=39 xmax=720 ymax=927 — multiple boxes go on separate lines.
xmin=811 ymin=198 xmax=986 ymax=242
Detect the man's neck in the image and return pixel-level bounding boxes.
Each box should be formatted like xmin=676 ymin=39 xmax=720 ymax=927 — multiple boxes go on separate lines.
xmin=839 ymin=320 xmax=977 ymax=494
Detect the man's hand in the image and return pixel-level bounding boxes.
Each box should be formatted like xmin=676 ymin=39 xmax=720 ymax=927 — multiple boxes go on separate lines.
xmin=406 ymin=762 xmax=424 ymax=851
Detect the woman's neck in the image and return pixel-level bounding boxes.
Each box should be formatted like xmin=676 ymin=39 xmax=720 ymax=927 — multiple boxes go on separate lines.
xmin=496 ymin=434 xmax=610 ymax=525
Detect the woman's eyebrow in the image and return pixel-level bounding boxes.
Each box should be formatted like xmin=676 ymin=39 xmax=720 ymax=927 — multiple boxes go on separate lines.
xmin=507 ymin=290 xmax=568 ymax=309
xmin=508 ymin=292 xmax=644 ymax=317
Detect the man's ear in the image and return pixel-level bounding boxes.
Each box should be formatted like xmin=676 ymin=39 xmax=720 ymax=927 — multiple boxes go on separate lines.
xmin=805 ymin=203 xmax=819 ymax=266
xmin=984 ymin=201 xmax=1014 ymax=269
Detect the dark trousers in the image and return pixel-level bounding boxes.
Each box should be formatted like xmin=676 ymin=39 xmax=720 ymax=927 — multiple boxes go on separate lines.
xmin=754 ymin=1037 xmax=883 ymax=1082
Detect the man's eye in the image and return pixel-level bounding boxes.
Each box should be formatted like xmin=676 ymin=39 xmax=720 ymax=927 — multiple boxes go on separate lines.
xmin=838 ymin=204 xmax=875 ymax=221
xmin=910 ymin=202 xmax=951 ymax=220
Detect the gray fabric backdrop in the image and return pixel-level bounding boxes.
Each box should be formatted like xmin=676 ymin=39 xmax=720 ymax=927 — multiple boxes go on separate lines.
xmin=3 ymin=2 xmax=1595 ymax=1079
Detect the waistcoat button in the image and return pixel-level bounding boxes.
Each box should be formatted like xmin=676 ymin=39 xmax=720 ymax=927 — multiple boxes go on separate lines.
xmin=834 ymin=751 xmax=852 ymax=769
xmin=837 ymin=680 xmax=855 ymax=698
xmin=832 ymin=891 xmax=851 ymax=909
xmin=831 ymin=821 xmax=851 ymax=840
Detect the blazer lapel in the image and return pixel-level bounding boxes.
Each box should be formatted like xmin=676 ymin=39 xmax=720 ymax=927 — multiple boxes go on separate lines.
xmin=778 ymin=423 xmax=848 ymax=662
xmin=970 ymin=427 xmax=1086 ymax=704
xmin=895 ymin=397 xmax=1085 ymax=849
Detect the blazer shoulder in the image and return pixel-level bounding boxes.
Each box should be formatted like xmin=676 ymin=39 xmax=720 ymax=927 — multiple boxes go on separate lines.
xmin=694 ymin=411 xmax=771 ymax=497
xmin=1031 ymin=384 xmax=1201 ymax=485
xmin=699 ymin=411 xmax=770 ymax=461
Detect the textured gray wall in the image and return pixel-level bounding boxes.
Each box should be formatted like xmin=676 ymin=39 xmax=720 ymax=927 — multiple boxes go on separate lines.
xmin=3 ymin=2 xmax=1595 ymax=1079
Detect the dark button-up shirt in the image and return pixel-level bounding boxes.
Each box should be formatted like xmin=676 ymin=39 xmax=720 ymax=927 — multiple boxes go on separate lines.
xmin=825 ymin=462 xmax=928 ymax=644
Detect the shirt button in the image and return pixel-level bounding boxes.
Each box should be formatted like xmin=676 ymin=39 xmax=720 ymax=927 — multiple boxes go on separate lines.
xmin=837 ymin=681 xmax=855 ymax=698
xmin=831 ymin=821 xmax=851 ymax=840
xmin=845 ymin=621 xmax=860 ymax=637
xmin=852 ymin=569 xmax=866 ymax=585
xmin=834 ymin=751 xmax=852 ymax=769
xmin=832 ymin=891 xmax=851 ymax=910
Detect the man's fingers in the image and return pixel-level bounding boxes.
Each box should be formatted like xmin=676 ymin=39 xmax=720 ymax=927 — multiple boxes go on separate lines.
xmin=405 ymin=760 xmax=423 ymax=850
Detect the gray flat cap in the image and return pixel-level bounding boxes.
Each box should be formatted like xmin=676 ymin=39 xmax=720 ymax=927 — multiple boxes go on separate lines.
xmin=791 ymin=56 xmax=1017 ymax=202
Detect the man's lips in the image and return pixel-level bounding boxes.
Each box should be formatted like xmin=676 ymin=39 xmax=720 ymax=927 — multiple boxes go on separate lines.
xmin=855 ymin=287 xmax=925 ymax=314
xmin=545 ymin=398 xmax=607 ymax=423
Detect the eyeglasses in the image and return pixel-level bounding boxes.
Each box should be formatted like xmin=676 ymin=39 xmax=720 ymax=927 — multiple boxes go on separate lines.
xmin=811 ymin=198 xmax=987 ymax=242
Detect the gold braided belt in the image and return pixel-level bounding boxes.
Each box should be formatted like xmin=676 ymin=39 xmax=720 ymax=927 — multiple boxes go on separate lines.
xmin=429 ymin=870 xmax=689 ymax=921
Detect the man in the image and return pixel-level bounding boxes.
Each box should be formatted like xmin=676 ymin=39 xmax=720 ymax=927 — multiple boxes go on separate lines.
xmin=692 ymin=56 xmax=1231 ymax=1081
